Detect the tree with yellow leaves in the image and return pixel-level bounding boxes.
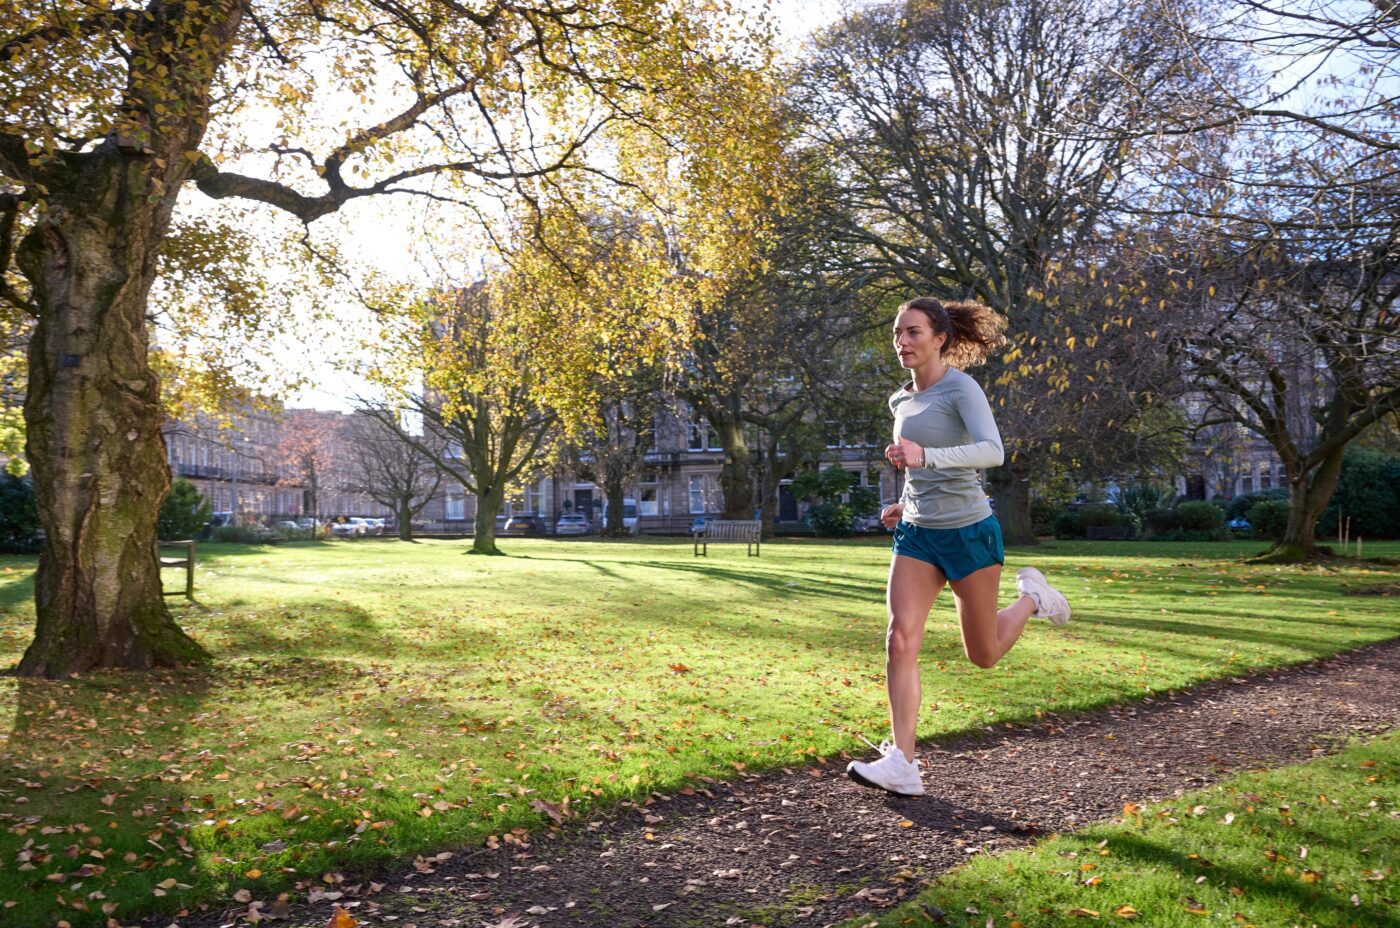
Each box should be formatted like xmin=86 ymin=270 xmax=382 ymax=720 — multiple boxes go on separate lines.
xmin=0 ymin=0 xmax=780 ymax=676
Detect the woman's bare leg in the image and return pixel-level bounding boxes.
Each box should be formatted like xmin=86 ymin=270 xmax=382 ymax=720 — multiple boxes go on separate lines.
xmin=947 ymin=564 xmax=1036 ymax=669
xmin=886 ymin=554 xmax=945 ymax=760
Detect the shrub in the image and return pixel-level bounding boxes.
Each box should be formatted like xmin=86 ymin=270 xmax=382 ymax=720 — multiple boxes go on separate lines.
xmin=1248 ymin=499 xmax=1291 ymax=542
xmin=1142 ymin=507 xmax=1181 ymax=537
xmin=157 ymin=478 xmax=212 ymax=541
xmin=0 ymin=474 xmax=40 ymax=554
xmin=1053 ymin=510 xmax=1083 ymax=540
xmin=793 ymin=466 xmax=878 ymax=537
xmin=1077 ymin=504 xmax=1133 ymax=529
xmin=1030 ymin=498 xmax=1060 ymax=537
xmin=1319 ymin=447 xmax=1400 ymax=539
xmin=1114 ymin=482 xmax=1174 ymax=525
xmin=1224 ymin=488 xmax=1288 ymax=521
xmin=212 ymin=524 xmax=268 ymax=544
xmin=1175 ymin=500 xmax=1226 ymax=533
xmin=805 ymin=503 xmax=855 ymax=537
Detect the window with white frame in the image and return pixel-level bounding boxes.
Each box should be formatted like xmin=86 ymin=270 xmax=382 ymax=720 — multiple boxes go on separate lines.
xmin=689 ymin=475 xmax=707 ymax=513
xmin=446 ymin=487 xmax=466 ymax=520
xmin=526 ymin=481 xmax=545 ymax=514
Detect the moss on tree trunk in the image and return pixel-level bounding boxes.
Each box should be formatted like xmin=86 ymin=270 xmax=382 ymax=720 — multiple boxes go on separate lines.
xmin=15 ymin=153 xmax=209 ymax=678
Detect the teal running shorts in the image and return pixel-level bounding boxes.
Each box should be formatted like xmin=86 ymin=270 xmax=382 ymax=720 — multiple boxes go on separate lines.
xmin=892 ymin=514 xmax=1004 ymax=580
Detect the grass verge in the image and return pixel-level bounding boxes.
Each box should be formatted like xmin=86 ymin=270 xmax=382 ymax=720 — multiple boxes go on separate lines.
xmin=856 ymin=729 xmax=1400 ymax=928
xmin=0 ymin=537 xmax=1397 ymax=926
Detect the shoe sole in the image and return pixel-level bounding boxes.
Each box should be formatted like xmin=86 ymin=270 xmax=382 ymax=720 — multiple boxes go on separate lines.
xmin=846 ymin=765 xmax=923 ymax=797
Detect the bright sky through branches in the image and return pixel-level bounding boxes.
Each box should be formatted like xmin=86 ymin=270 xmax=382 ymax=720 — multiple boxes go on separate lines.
xmin=254 ymin=0 xmax=847 ymax=413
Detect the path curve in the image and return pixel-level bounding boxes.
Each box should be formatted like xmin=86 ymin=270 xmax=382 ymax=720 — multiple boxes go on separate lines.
xmin=178 ymin=639 xmax=1400 ymax=928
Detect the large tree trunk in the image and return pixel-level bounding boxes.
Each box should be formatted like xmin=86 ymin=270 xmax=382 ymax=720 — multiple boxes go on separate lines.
xmin=472 ymin=484 xmax=505 ymax=555
xmin=986 ymin=461 xmax=1038 ymax=547
xmin=602 ymin=473 xmax=627 ymax=536
xmin=397 ymin=499 xmax=414 ymax=541
xmin=16 ymin=153 xmax=208 ymax=677
xmin=1253 ymin=446 xmax=1347 ymax=563
xmin=717 ymin=418 xmax=753 ymax=520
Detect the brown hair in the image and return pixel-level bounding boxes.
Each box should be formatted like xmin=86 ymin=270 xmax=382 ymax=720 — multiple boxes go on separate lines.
xmin=898 ymin=297 xmax=1007 ymax=369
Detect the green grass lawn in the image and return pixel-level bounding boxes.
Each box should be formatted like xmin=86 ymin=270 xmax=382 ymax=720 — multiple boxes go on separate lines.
xmin=1 ymin=537 xmax=1398 ymax=926
xmin=860 ymin=728 xmax=1400 ymax=928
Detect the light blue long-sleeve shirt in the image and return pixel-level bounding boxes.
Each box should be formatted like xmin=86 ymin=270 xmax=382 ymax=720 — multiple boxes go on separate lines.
xmin=889 ymin=368 xmax=1004 ymax=529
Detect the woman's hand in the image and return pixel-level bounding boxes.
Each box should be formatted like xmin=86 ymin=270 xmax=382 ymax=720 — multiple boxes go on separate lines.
xmin=880 ymin=503 xmax=904 ymax=529
xmin=884 ymin=435 xmax=925 ymax=470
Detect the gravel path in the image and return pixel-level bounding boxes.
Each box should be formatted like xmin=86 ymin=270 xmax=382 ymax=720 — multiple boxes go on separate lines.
xmin=180 ymin=639 xmax=1400 ymax=928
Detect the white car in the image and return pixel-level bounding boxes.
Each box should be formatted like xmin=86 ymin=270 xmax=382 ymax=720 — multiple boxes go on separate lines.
xmin=331 ymin=519 xmax=367 ymax=537
xmin=554 ymin=513 xmax=591 ymax=535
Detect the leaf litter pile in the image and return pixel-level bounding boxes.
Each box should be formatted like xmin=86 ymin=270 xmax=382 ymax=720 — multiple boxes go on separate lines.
xmin=169 ymin=639 xmax=1400 ymax=928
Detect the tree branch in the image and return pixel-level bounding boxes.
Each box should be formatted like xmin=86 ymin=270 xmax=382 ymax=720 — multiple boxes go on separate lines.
xmin=0 ymin=8 xmax=142 ymax=63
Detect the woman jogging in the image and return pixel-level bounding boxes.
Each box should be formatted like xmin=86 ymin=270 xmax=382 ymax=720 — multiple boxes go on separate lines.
xmin=846 ymin=297 xmax=1071 ymax=797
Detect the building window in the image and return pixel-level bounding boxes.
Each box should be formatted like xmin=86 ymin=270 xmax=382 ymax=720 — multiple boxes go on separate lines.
xmin=640 ymin=487 xmax=660 ymax=516
xmin=687 ymin=418 xmax=720 ymax=451
xmin=689 ymin=475 xmax=706 ymax=513
xmin=688 ymin=475 xmax=718 ymax=513
xmin=446 ymin=488 xmax=465 ymax=520
xmin=526 ymin=481 xmax=545 ymax=514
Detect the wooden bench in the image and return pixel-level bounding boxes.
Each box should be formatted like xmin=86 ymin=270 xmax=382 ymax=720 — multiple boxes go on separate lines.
xmin=694 ymin=520 xmax=761 ymax=557
xmin=157 ymin=540 xmax=195 ymax=600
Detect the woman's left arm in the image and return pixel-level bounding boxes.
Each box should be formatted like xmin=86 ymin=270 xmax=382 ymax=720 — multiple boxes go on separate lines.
xmin=920 ymin=382 xmax=1004 ymax=469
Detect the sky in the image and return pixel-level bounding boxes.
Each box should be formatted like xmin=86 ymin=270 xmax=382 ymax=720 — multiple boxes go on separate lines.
xmin=237 ymin=0 xmax=1361 ymax=414
xmin=273 ymin=0 xmax=850 ymax=413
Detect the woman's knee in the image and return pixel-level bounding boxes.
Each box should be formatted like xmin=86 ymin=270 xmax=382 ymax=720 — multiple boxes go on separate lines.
xmin=885 ymin=620 xmax=922 ymax=663
xmin=963 ymin=644 xmax=1000 ymax=669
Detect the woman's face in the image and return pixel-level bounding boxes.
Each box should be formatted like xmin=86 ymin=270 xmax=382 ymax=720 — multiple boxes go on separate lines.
xmin=892 ymin=308 xmax=945 ymax=369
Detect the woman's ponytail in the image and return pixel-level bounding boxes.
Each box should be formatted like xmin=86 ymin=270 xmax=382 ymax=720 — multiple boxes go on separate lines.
xmin=899 ymin=297 xmax=1007 ymax=368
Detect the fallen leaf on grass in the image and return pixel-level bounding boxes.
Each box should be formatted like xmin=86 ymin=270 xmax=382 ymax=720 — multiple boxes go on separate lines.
xmin=530 ymin=799 xmax=566 ymax=824
xmin=1113 ymin=905 xmax=1138 ymax=918
xmin=326 ymin=905 xmax=357 ymax=928
xmin=1067 ymin=907 xmax=1099 ymax=917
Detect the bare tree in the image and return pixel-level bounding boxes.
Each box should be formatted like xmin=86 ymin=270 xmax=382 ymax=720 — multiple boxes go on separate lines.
xmin=1173 ymin=226 xmax=1400 ymax=559
xmin=346 ymin=411 xmax=445 ymax=541
xmin=791 ymin=0 xmax=1222 ymax=541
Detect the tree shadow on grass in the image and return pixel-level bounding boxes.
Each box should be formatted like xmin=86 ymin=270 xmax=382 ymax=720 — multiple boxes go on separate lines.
xmin=517 ymin=554 xmax=881 ymax=600
xmin=1 ymin=667 xmax=213 ymax=925
xmin=1089 ymin=829 xmax=1397 ymax=926
xmin=207 ymin=601 xmax=502 ymax=664
xmin=1088 ymin=610 xmax=1400 ymax=654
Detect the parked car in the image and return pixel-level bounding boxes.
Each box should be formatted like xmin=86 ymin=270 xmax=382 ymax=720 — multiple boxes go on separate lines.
xmin=1226 ymin=517 xmax=1251 ymax=532
xmin=555 ymin=513 xmax=591 ymax=535
xmin=361 ymin=517 xmax=385 ymax=536
xmin=275 ymin=520 xmax=300 ymax=532
xmin=504 ymin=514 xmax=546 ymax=535
xmin=331 ymin=519 xmax=366 ymax=538
xmin=851 ymin=513 xmax=883 ymax=533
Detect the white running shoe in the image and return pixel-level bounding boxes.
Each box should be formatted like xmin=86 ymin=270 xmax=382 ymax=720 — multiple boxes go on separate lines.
xmin=1017 ymin=567 xmax=1071 ymax=626
xmin=846 ymin=740 xmax=924 ymax=796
